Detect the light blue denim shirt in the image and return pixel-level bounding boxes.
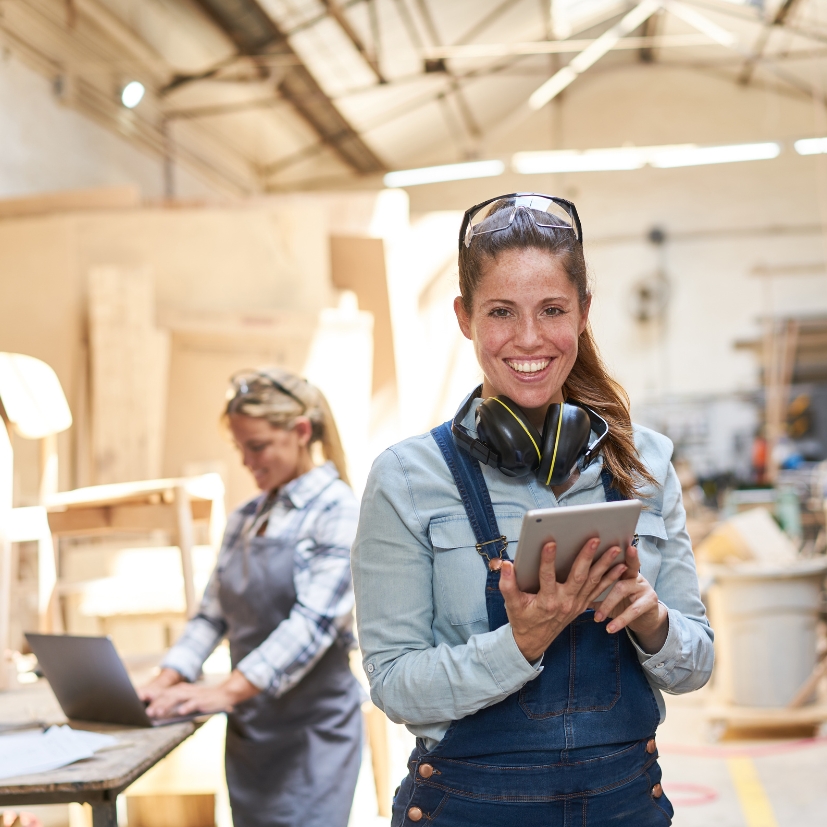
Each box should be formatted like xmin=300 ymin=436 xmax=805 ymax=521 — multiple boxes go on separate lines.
xmin=351 ymin=399 xmax=714 ymax=748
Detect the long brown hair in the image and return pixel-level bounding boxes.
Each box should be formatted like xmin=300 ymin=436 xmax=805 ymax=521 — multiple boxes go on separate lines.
xmin=458 ymin=207 xmax=655 ymax=499
xmin=224 ymin=368 xmax=350 ymax=486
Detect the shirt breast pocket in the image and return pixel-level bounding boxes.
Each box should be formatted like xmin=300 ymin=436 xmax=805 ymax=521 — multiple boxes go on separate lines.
xmin=635 ymin=510 xmax=668 ymax=587
xmin=428 ymin=514 xmax=522 ymax=627
xmin=429 ymin=518 xmax=488 ymax=626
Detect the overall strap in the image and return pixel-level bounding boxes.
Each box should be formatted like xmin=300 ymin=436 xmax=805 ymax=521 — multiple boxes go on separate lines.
xmin=600 ymin=467 xmax=626 ymax=502
xmin=431 ymin=421 xmax=510 ymax=631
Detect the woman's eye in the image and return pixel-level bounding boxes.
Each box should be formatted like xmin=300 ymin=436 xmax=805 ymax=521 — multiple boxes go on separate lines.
xmin=248 ymin=443 xmax=268 ymax=453
xmin=543 ymin=306 xmax=564 ymax=317
xmin=489 ymin=307 xmax=511 ymax=318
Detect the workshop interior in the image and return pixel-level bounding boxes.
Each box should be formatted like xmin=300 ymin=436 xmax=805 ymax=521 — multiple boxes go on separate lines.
xmin=2 ymin=0 xmax=827 ymax=826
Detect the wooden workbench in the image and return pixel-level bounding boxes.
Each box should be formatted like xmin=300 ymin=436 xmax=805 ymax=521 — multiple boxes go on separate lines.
xmin=0 ymin=682 xmax=197 ymax=826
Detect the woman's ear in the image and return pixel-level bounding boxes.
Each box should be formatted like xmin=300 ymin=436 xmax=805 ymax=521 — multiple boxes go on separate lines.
xmin=292 ymin=416 xmax=313 ymax=447
xmin=454 ymin=296 xmax=472 ymax=340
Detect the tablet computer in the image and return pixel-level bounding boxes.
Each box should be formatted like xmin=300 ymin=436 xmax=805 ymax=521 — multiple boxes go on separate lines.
xmin=514 ymin=500 xmax=642 ymax=594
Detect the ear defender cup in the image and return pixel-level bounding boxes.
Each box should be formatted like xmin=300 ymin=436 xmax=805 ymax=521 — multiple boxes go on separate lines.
xmin=537 ymin=403 xmax=593 ymax=486
xmin=476 ymin=395 xmax=542 ymax=477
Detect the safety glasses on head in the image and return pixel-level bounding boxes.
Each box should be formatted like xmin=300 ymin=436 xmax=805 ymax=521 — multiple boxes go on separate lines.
xmin=459 ymin=193 xmax=583 ymax=252
xmin=451 ymin=386 xmax=608 ymax=487
xmin=228 ymin=370 xmax=307 ymax=412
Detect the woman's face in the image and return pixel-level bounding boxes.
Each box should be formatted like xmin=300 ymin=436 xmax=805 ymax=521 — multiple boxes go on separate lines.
xmin=229 ymin=413 xmax=312 ymax=492
xmin=455 ymin=246 xmax=589 ymax=425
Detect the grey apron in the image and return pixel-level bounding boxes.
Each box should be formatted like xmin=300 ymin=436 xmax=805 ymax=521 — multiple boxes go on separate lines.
xmin=218 ymin=528 xmax=363 ymax=827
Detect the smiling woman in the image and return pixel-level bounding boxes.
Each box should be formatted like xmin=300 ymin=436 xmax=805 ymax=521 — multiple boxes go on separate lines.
xmin=351 ymin=194 xmax=714 ymax=827
xmin=140 ymin=368 xmax=362 ymax=827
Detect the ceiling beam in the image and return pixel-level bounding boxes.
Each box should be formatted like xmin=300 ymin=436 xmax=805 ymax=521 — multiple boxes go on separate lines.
xmin=422 ymin=33 xmax=734 ymax=59
xmin=191 ymin=0 xmax=386 ymax=174
xmin=528 ymin=0 xmax=662 ymax=111
xmin=318 ymin=0 xmax=387 ymax=83
xmin=639 ymin=8 xmax=663 ymax=63
xmin=739 ymin=0 xmax=802 ymax=84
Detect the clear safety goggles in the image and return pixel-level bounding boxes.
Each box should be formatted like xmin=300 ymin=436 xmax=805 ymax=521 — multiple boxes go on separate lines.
xmin=459 ymin=193 xmax=583 ymax=250
xmin=227 ymin=370 xmax=306 ymax=412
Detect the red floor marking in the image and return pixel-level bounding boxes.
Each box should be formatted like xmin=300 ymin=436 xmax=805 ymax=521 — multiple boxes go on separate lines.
xmin=665 ymin=782 xmax=720 ymax=807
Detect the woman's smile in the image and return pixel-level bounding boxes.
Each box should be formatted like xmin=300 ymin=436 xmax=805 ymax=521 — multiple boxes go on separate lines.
xmin=454 ymin=246 xmax=589 ymax=427
xmin=503 ymin=357 xmax=553 ymax=377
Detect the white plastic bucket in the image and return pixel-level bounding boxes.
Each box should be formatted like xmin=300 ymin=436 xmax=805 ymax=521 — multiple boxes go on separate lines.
xmin=707 ymin=559 xmax=827 ymax=707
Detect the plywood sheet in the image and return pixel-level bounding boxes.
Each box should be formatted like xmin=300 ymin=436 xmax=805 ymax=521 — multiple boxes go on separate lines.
xmin=88 ymin=266 xmax=170 ymax=484
xmin=330 ymin=235 xmax=396 ymax=396
xmin=0 ymin=186 xmax=140 ymax=220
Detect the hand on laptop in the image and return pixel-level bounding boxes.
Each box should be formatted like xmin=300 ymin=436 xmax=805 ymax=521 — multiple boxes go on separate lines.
xmin=139 ymin=668 xmax=183 ymax=704
xmin=142 ymin=669 xmax=260 ymax=718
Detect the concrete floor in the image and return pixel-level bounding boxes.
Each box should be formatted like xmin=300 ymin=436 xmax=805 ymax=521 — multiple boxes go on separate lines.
xmin=655 ymin=687 xmax=827 ymax=827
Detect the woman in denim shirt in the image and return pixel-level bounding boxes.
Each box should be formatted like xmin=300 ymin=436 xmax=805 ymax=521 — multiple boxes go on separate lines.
xmin=352 ymin=195 xmax=714 ymax=826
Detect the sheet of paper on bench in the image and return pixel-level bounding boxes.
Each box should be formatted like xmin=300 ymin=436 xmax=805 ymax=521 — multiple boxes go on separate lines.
xmin=0 ymin=725 xmax=117 ymax=780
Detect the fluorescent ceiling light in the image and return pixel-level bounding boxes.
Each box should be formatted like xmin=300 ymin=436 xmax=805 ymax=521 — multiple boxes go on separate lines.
xmin=794 ymin=138 xmax=827 ymax=156
xmin=384 ymin=160 xmax=505 ymax=188
xmin=514 ymin=148 xmax=652 ymax=173
xmin=650 ymin=142 xmax=780 ymax=167
xmin=513 ymin=142 xmax=781 ymax=173
xmin=121 ymin=81 xmax=145 ymax=109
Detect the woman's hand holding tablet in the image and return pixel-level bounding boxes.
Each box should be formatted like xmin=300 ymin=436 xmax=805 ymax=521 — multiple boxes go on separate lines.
xmin=499 ymin=536 xmax=628 ymax=662
xmin=500 ymin=501 xmax=666 ymax=662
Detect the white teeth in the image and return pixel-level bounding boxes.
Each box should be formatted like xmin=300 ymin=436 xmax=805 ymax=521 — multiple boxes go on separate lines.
xmin=507 ymin=359 xmax=550 ymax=374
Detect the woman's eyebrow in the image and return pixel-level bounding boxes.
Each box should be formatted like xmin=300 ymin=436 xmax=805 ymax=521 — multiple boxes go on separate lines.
xmin=481 ymin=296 xmax=571 ymax=306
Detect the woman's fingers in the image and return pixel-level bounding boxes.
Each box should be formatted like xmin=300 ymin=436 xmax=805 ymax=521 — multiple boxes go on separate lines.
xmin=146 ymin=685 xmax=192 ymax=718
xmin=536 ymin=542 xmax=559 ymax=593
xmin=585 ymin=545 xmax=623 ymax=587
xmin=621 ymin=544 xmax=640 ymax=579
xmin=593 ymin=577 xmax=639 ymax=621
xmin=586 ymin=563 xmax=627 ymax=604
xmin=498 ymin=561 xmax=527 ymax=612
xmin=564 ymin=538 xmax=599 ymax=590
xmin=175 ymin=697 xmax=202 ymax=715
xmin=605 ymin=591 xmax=659 ymax=634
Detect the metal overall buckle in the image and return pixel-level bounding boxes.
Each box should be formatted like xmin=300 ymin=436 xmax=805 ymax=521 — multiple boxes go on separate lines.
xmin=476 ymin=536 xmax=508 ymax=572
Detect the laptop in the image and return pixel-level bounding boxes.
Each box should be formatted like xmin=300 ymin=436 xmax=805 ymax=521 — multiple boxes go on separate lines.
xmin=25 ymin=633 xmax=201 ymax=727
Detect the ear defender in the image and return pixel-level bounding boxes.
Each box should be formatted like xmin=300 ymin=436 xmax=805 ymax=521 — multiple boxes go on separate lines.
xmin=537 ymin=403 xmax=593 ymax=487
xmin=475 ymin=395 xmax=542 ymax=477
xmin=452 ymin=387 xmax=607 ymax=486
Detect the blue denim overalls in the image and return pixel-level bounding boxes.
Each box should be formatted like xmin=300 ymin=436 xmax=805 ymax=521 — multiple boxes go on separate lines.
xmin=390 ymin=422 xmax=674 ymax=826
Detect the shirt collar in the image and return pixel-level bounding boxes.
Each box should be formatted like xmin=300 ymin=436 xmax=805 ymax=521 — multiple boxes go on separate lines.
xmin=277 ymin=461 xmax=340 ymax=510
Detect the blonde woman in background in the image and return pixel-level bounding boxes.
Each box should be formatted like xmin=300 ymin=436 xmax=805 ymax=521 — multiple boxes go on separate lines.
xmin=140 ymin=369 xmax=362 ymax=827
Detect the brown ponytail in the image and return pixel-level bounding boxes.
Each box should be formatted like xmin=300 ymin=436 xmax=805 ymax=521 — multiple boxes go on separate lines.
xmin=458 ymin=207 xmax=655 ymax=499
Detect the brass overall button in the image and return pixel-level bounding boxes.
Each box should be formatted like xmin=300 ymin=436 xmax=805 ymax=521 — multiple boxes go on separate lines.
xmin=407 ymin=806 xmax=424 ymax=822
xmin=488 ymin=558 xmax=503 ymax=572
xmin=418 ymin=763 xmax=434 ymax=779
xmin=652 ymin=783 xmax=663 ymax=799
xmin=646 ymin=739 xmax=657 ymax=754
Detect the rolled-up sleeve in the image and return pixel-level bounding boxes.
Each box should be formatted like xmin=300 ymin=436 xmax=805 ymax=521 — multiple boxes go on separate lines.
xmin=629 ymin=463 xmax=714 ymax=693
xmin=352 ymin=449 xmax=541 ymax=727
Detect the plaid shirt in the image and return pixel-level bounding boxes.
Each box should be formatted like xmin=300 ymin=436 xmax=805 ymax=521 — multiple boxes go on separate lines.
xmin=162 ymin=462 xmax=358 ymax=698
